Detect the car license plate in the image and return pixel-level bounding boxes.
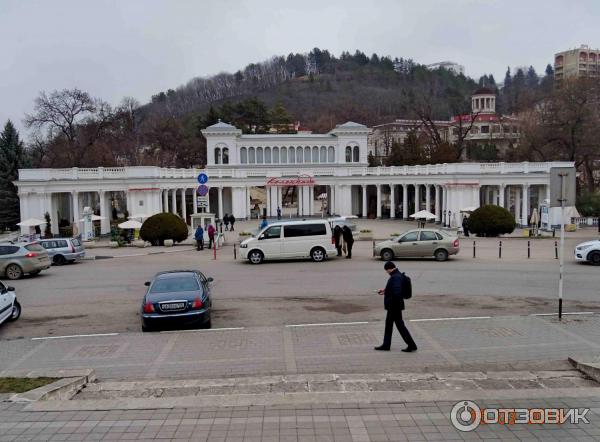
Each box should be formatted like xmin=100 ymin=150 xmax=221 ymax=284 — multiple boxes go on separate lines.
xmin=161 ymin=302 xmax=185 ymax=311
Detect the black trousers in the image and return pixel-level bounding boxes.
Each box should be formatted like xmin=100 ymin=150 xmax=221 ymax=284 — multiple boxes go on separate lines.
xmin=196 ymin=239 xmax=204 ymax=251
xmin=336 ymin=245 xmax=342 ymax=256
xmin=382 ymin=309 xmax=416 ymax=349
xmin=208 ymin=237 xmax=214 ymax=249
xmin=346 ymin=241 xmax=354 ymax=258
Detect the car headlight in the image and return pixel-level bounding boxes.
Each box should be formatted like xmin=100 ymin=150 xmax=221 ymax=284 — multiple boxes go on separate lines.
xmin=240 ymin=243 xmax=248 ymax=248
xmin=576 ymin=245 xmax=590 ymax=251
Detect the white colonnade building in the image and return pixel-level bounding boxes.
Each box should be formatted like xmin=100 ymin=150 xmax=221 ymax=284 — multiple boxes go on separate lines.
xmin=15 ymin=120 xmax=572 ymax=235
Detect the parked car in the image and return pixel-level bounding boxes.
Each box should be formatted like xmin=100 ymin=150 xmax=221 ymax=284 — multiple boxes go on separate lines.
xmin=0 ymin=242 xmax=51 ymax=280
xmin=39 ymin=237 xmax=85 ymax=265
xmin=374 ymin=229 xmax=460 ymax=262
xmin=240 ymin=220 xmax=337 ymax=264
xmin=574 ymin=239 xmax=600 ymax=265
xmin=0 ymin=280 xmax=21 ymax=325
xmin=141 ymin=270 xmax=213 ymax=332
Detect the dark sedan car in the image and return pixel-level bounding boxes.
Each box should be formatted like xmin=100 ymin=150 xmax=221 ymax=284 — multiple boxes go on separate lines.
xmin=141 ymin=270 xmax=213 ymax=332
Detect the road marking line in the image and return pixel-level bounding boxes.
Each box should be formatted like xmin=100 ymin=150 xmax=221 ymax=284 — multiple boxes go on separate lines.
xmin=410 ymin=316 xmax=492 ymax=322
xmin=31 ymin=333 xmax=119 ymax=341
xmin=286 ymin=321 xmax=369 ymax=328
xmin=159 ymin=327 xmax=245 ymax=334
xmin=531 ymin=312 xmax=595 ymax=316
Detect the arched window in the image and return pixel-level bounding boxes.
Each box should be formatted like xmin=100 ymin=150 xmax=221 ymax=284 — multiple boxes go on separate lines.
xmin=312 ymin=146 xmax=319 ymax=163
xmin=273 ymin=147 xmax=279 ymax=163
xmin=222 ymin=147 xmax=229 ymax=164
xmin=257 ymin=147 xmax=264 ymax=164
xmin=281 ymin=147 xmax=287 ymax=163
xmin=265 ymin=147 xmax=271 ymax=163
xmin=304 ymin=146 xmax=310 ymax=163
xmin=328 ymin=146 xmax=335 ymax=162
xmin=289 ymin=147 xmax=295 ymax=163
xmin=345 ymin=146 xmax=352 ymax=162
xmin=240 ymin=147 xmax=247 ymax=164
xmin=353 ymin=146 xmax=359 ymax=162
xmin=215 ymin=148 xmax=221 ymax=164
xmin=320 ymin=146 xmax=326 ymax=163
xmin=296 ymin=147 xmax=303 ymax=163
xmin=249 ymin=147 xmax=256 ymax=164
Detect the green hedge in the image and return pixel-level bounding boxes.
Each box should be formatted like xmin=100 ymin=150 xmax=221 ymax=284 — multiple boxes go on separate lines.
xmin=468 ymin=205 xmax=516 ymax=237
xmin=139 ymin=213 xmax=188 ymax=246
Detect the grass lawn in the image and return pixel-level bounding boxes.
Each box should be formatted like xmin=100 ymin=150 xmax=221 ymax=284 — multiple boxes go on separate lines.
xmin=0 ymin=377 xmax=57 ymax=393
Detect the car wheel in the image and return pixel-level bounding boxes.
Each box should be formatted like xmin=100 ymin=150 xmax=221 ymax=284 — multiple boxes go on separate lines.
xmin=248 ymin=250 xmax=264 ymax=264
xmin=5 ymin=264 xmax=23 ymax=280
xmin=8 ymin=301 xmax=21 ymax=322
xmin=588 ymin=251 xmax=600 ymax=266
xmin=53 ymin=255 xmax=66 ymax=266
xmin=380 ymin=249 xmax=394 ymax=261
xmin=310 ymin=247 xmax=326 ymax=262
xmin=434 ymin=249 xmax=449 ymax=262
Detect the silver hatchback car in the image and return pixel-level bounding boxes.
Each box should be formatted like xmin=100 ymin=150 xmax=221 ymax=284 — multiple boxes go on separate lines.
xmin=0 ymin=242 xmax=51 ymax=280
xmin=39 ymin=238 xmax=86 ymax=265
xmin=374 ymin=229 xmax=460 ymax=262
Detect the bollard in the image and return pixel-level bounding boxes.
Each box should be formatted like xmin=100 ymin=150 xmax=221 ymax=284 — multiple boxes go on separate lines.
xmin=233 ymin=243 xmax=237 ymax=260
xmin=372 ymin=239 xmax=376 ymax=257
xmin=213 ymin=239 xmax=217 ymax=260
xmin=552 ymin=229 xmax=556 ymax=238
xmin=527 ymin=240 xmax=530 ymax=259
xmin=473 ymin=240 xmax=476 ymax=258
xmin=499 ymin=240 xmax=502 ymax=259
xmin=555 ymin=240 xmax=558 ymax=259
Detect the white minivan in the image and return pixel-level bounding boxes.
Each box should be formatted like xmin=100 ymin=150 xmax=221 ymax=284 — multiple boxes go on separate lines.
xmin=240 ymin=220 xmax=337 ymax=264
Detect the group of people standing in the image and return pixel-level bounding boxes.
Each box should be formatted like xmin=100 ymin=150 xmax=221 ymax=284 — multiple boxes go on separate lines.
xmin=194 ymin=223 xmax=216 ymax=251
xmin=220 ymin=214 xmax=236 ymax=232
xmin=333 ymin=225 xmax=355 ymax=259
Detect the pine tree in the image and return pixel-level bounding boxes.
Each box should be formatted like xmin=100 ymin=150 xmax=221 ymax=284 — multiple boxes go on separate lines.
xmin=0 ymin=120 xmax=27 ymax=230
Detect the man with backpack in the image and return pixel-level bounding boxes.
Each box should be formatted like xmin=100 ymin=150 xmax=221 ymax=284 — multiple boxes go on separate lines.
xmin=374 ymin=261 xmax=417 ymax=352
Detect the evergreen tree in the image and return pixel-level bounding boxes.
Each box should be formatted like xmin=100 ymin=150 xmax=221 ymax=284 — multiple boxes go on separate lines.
xmin=0 ymin=120 xmax=28 ymax=230
xmin=526 ymin=66 xmax=539 ymax=89
xmin=545 ymin=64 xmax=554 ymax=77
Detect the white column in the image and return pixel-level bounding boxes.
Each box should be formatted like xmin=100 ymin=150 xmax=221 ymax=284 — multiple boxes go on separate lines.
xmin=435 ymin=185 xmax=441 ymax=222
xmin=277 ymin=187 xmax=282 ymax=214
xmin=492 ymin=188 xmax=499 ymax=206
xmin=442 ymin=186 xmax=448 ymax=226
xmin=99 ymin=191 xmax=110 ymax=234
xmin=170 ymin=189 xmax=177 ymax=215
xmin=545 ymin=184 xmax=551 ymax=204
xmin=266 ymin=186 xmax=271 ymax=217
xmin=246 ymin=186 xmax=252 ymax=219
xmin=309 ymin=186 xmax=314 ymax=216
xmin=425 ymin=184 xmax=431 ymax=213
xmin=181 ymin=189 xmax=187 ymax=222
xmin=163 ymin=190 xmax=168 ymax=213
xmin=376 ymin=185 xmax=382 ymax=218
xmin=390 ymin=185 xmax=396 ymax=219
xmin=522 ymin=183 xmax=529 ymax=226
xmin=193 ymin=188 xmax=198 ymax=214
xmin=499 ymin=185 xmax=505 ymax=208
xmin=362 ymin=185 xmax=367 ymax=217
xmin=514 ymin=187 xmax=521 ymax=224
xmin=402 ymin=185 xmax=408 ymax=219
xmin=218 ymin=186 xmax=224 ymax=219
xmin=71 ymin=191 xmax=80 ymax=225
xmin=414 ymin=184 xmax=420 ymax=213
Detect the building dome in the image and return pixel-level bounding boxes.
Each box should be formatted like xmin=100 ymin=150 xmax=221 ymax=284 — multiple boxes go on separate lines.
xmin=471 ymin=88 xmax=496 ymax=114
xmin=473 ymin=87 xmax=496 ymax=96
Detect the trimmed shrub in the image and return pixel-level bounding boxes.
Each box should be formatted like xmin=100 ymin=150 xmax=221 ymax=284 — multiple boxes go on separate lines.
xmin=468 ymin=205 xmax=516 ymax=237
xmin=139 ymin=213 xmax=188 ymax=246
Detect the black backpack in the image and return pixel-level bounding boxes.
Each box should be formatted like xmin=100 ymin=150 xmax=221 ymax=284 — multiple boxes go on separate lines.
xmin=400 ymin=273 xmax=412 ymax=299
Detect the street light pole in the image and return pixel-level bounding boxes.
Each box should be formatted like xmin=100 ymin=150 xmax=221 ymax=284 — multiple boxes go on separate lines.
xmin=558 ymin=172 xmax=566 ymax=321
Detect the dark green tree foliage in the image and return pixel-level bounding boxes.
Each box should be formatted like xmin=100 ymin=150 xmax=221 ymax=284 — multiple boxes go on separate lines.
xmin=468 ymin=205 xmax=516 ymax=237
xmin=0 ymin=121 xmax=28 ymax=230
xmin=139 ymin=212 xmax=188 ymax=246
xmin=576 ymin=192 xmax=600 ymax=217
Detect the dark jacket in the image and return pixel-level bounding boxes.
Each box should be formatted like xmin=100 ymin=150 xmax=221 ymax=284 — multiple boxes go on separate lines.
xmin=333 ymin=225 xmax=342 ymax=246
xmin=462 ymin=217 xmax=469 ymax=228
xmin=194 ymin=226 xmax=204 ymax=240
xmin=229 ymin=215 xmax=236 ymax=224
xmin=342 ymin=226 xmax=354 ymax=244
xmin=383 ymin=269 xmax=405 ymax=311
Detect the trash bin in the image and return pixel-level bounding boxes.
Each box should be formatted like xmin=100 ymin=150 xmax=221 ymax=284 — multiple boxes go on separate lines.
xmin=522 ymin=228 xmax=529 ymax=237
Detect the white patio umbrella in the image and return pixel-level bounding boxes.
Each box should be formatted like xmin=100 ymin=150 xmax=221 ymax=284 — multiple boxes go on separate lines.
xmin=118 ymin=220 xmax=143 ymax=229
xmin=128 ymin=213 xmax=151 ymax=220
xmin=460 ymin=206 xmax=478 ymax=213
xmin=409 ymin=210 xmax=436 ymax=220
xmin=317 ymin=193 xmax=328 ymax=200
xmin=17 ymin=218 xmax=47 ymax=227
xmin=78 ymin=214 xmax=106 ymax=222
xmin=530 ymin=208 xmax=539 ymax=226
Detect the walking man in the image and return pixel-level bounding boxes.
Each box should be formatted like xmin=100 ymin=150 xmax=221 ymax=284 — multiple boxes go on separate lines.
xmin=223 ymin=214 xmax=230 ymax=231
xmin=207 ymin=223 xmax=216 ymax=249
xmin=374 ymin=261 xmax=417 ymax=352
xmin=229 ymin=214 xmax=236 ymax=231
xmin=342 ymin=225 xmax=354 ymax=259
xmin=194 ymin=224 xmax=204 ymax=251
xmin=462 ymin=214 xmax=470 ymax=237
xmin=277 ymin=206 xmax=282 ymax=220
xmin=333 ymin=225 xmax=343 ymax=256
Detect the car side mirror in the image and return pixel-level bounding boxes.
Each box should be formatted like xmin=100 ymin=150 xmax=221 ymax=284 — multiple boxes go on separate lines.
xmin=7 ymin=287 xmax=15 ymax=292
xmin=144 ymin=281 xmax=151 ymax=287
xmin=258 ymin=234 xmax=265 ymax=240
xmin=207 ymin=277 xmax=214 ymax=283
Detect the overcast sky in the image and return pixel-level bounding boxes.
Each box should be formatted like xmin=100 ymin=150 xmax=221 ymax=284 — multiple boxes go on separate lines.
xmin=2 ymin=0 xmax=599 ymax=138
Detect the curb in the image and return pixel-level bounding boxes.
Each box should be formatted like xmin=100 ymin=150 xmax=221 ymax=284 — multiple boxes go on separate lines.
xmin=83 ymin=247 xmax=196 ymax=260
xmin=7 ymin=369 xmax=95 ymax=403
xmin=569 ymin=357 xmax=600 ymax=383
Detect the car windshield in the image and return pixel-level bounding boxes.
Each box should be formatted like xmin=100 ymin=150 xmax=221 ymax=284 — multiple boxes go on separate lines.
xmin=150 ymin=277 xmax=200 ymax=293
xmin=72 ymin=239 xmax=81 ymax=246
xmin=25 ymin=243 xmax=45 ymax=252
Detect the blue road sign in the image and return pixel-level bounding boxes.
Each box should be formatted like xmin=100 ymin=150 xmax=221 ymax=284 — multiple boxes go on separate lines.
xmin=197 ymin=173 xmax=208 ymax=184
xmin=197 ymin=185 xmax=209 ymax=197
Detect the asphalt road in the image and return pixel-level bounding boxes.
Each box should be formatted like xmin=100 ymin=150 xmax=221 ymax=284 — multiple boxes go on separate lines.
xmin=1 ymin=240 xmax=599 ymax=340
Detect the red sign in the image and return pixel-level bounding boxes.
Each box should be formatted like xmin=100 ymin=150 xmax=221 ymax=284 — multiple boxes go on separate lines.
xmin=266 ymin=175 xmax=316 ymax=186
